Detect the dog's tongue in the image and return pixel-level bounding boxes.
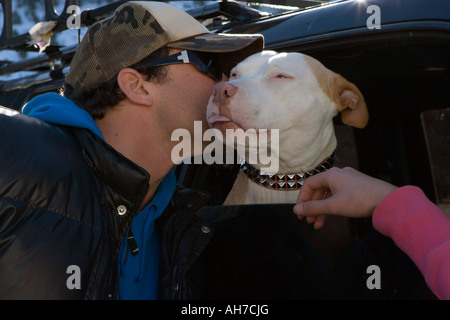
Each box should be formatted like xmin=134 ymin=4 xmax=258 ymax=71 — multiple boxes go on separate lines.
xmin=207 ymin=115 xmax=242 ymax=131
xmin=208 ymin=115 xmax=231 ymax=124
xmin=207 ymin=115 xmax=231 ymax=125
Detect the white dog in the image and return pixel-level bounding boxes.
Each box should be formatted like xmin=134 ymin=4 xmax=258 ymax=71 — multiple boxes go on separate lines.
xmin=207 ymin=51 xmax=369 ymax=205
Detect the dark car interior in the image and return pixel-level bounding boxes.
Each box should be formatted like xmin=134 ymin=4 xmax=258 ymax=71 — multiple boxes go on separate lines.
xmin=174 ymin=25 xmax=449 ymax=300
xmin=172 ymin=4 xmax=450 ymax=300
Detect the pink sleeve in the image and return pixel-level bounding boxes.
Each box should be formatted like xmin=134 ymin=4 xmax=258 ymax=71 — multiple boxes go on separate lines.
xmin=373 ymin=186 xmax=450 ymax=300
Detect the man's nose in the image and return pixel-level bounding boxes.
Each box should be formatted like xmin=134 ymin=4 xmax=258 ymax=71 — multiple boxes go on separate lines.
xmin=212 ymin=82 xmax=238 ymax=105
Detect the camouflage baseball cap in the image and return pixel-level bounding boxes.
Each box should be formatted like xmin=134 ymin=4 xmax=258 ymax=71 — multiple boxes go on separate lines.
xmin=65 ymin=1 xmax=264 ymax=89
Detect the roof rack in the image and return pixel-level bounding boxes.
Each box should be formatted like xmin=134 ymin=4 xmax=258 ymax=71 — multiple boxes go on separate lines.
xmin=0 ymin=0 xmax=273 ymax=52
xmin=0 ymin=0 xmax=275 ymax=77
xmin=0 ymin=0 xmax=126 ymax=51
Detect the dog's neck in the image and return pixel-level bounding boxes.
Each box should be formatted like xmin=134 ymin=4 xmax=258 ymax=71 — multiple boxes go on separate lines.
xmin=240 ymin=152 xmax=334 ymax=191
xmin=239 ymin=122 xmax=337 ymax=174
xmin=276 ymin=121 xmax=337 ymax=173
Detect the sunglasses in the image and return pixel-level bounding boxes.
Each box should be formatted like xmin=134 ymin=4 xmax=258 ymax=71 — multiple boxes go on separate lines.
xmin=132 ymin=50 xmax=223 ymax=81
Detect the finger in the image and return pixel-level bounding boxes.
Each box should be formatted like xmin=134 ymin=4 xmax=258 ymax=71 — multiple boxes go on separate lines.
xmin=296 ymin=171 xmax=334 ymax=203
xmin=306 ymin=215 xmax=316 ymax=224
xmin=293 ymin=197 xmax=334 ymax=217
xmin=294 ymin=185 xmax=329 ymax=216
xmin=294 ymin=190 xmax=323 ymax=214
xmin=313 ymin=215 xmax=327 ymax=230
xmin=305 ymin=214 xmax=327 ymax=229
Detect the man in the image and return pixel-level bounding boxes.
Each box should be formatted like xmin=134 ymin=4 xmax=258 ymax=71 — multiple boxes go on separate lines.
xmin=0 ymin=1 xmax=263 ymax=299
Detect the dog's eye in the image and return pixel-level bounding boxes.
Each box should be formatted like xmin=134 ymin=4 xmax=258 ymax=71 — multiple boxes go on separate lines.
xmin=276 ymin=74 xmax=289 ymax=79
xmin=230 ymin=72 xmax=237 ymax=78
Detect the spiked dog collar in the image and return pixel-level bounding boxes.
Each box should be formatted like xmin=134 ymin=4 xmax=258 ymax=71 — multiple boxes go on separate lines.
xmin=240 ymin=153 xmax=334 ymax=191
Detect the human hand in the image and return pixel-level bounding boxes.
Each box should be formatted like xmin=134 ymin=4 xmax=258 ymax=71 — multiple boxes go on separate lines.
xmin=293 ymin=167 xmax=398 ymax=229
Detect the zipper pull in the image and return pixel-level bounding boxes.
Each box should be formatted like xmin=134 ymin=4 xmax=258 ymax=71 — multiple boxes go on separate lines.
xmin=127 ymin=228 xmax=139 ymax=256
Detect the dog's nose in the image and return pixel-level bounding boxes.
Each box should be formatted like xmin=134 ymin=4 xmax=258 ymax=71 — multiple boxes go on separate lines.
xmin=212 ymin=82 xmax=238 ymax=105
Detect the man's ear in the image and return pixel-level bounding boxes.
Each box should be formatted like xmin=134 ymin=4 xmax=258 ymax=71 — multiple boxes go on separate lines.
xmin=332 ymin=73 xmax=369 ymax=129
xmin=117 ymin=68 xmax=153 ymax=106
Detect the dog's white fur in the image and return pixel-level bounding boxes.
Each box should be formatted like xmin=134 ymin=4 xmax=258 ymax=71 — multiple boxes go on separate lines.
xmin=207 ymin=51 xmax=368 ymax=205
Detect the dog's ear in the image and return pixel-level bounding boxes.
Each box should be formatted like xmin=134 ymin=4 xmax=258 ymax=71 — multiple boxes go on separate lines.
xmin=332 ymin=73 xmax=369 ymax=129
xmin=304 ymin=54 xmax=368 ymax=128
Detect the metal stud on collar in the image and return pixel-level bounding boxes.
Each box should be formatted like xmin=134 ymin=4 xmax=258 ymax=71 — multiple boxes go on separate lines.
xmin=240 ymin=153 xmax=334 ymax=191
